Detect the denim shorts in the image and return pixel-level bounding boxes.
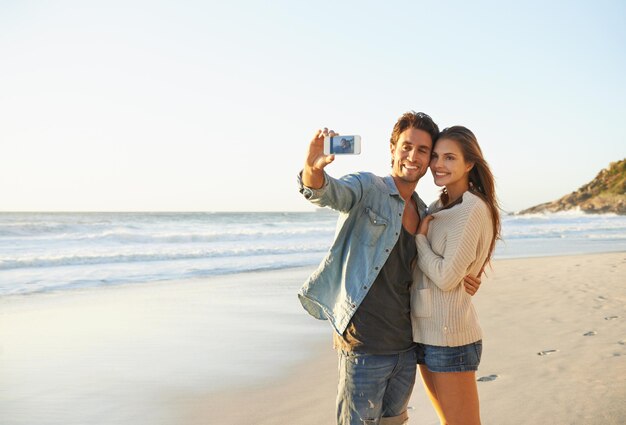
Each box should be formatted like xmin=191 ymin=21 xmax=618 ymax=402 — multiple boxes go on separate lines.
xmin=415 ymin=340 xmax=482 ymax=373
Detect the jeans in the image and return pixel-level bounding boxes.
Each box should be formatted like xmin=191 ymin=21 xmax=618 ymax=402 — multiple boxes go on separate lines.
xmin=336 ymin=349 xmax=416 ymax=425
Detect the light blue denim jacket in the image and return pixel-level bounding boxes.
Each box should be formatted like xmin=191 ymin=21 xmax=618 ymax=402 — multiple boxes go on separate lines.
xmin=297 ymin=170 xmax=427 ymax=335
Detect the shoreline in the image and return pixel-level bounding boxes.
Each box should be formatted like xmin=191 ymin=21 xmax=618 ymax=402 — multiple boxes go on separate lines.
xmin=1 ymin=252 xmax=624 ymax=424
xmin=0 ymin=266 xmax=329 ymax=424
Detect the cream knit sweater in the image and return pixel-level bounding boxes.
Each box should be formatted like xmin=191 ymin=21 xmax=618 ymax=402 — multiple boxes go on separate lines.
xmin=411 ymin=191 xmax=493 ymax=347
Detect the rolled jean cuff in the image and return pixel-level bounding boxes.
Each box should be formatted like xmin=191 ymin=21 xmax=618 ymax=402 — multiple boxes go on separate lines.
xmin=380 ymin=410 xmax=409 ymax=425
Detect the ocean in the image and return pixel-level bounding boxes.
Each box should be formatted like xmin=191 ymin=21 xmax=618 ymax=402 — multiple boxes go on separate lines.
xmin=1 ymin=210 xmax=625 ymax=296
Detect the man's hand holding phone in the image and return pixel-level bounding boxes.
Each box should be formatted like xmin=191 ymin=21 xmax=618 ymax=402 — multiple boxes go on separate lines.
xmin=303 ymin=128 xmax=362 ymax=189
xmin=307 ymin=128 xmax=336 ymax=169
xmin=302 ymin=128 xmax=337 ymax=189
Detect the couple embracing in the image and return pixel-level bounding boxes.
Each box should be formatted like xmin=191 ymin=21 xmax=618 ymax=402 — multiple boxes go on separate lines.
xmin=297 ymin=111 xmax=501 ymax=425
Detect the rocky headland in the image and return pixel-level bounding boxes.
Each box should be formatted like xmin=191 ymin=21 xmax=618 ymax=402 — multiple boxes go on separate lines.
xmin=519 ymin=158 xmax=626 ymax=215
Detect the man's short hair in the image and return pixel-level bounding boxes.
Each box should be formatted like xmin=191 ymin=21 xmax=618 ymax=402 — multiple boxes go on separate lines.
xmin=389 ymin=111 xmax=439 ymax=146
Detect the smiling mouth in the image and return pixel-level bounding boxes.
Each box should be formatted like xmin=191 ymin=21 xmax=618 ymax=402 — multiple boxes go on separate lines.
xmin=403 ymin=164 xmax=419 ymax=171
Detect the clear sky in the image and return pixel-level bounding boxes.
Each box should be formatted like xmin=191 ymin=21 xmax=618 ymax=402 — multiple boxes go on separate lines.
xmin=1 ymin=0 xmax=624 ymax=212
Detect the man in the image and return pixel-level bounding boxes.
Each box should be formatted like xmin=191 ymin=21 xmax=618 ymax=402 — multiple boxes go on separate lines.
xmin=297 ymin=111 xmax=480 ymax=425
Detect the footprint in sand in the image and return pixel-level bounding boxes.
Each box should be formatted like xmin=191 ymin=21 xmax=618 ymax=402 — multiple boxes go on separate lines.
xmin=477 ymin=374 xmax=499 ymax=382
xmin=584 ymin=331 xmax=597 ymax=336
xmin=618 ymin=340 xmax=625 ymax=345
xmin=605 ymin=316 xmax=619 ymax=320
xmin=596 ymin=296 xmax=607 ymax=301
xmin=537 ymin=349 xmax=558 ymax=356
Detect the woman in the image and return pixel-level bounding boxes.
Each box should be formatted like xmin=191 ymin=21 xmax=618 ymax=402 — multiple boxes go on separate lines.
xmin=411 ymin=126 xmax=501 ymax=425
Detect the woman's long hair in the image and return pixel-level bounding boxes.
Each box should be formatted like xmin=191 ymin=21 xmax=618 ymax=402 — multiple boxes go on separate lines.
xmin=437 ymin=126 xmax=501 ymax=270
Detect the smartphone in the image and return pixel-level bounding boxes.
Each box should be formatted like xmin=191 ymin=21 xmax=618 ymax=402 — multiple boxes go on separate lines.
xmin=323 ymin=135 xmax=361 ymax=155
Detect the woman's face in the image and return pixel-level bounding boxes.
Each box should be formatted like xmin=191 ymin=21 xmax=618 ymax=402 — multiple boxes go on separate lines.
xmin=430 ymin=138 xmax=473 ymax=189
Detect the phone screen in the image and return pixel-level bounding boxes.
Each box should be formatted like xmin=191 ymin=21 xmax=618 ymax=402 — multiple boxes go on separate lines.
xmin=330 ymin=136 xmax=356 ymax=154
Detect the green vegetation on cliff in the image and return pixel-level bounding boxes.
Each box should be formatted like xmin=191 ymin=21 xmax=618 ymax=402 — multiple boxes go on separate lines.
xmin=519 ymin=159 xmax=626 ymax=215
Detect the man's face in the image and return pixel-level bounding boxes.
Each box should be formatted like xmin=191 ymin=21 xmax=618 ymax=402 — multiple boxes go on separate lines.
xmin=390 ymin=127 xmax=433 ymax=183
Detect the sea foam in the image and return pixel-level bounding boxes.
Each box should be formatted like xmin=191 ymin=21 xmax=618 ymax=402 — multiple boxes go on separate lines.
xmin=1 ymin=211 xmax=625 ymax=296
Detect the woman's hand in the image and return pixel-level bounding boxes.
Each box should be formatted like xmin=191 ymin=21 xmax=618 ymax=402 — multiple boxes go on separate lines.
xmin=417 ymin=215 xmax=434 ymax=236
xmin=463 ymin=274 xmax=482 ymax=296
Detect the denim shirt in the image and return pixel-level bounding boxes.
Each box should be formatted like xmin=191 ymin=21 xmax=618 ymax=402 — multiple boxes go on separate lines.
xmin=297 ymin=170 xmax=427 ymax=335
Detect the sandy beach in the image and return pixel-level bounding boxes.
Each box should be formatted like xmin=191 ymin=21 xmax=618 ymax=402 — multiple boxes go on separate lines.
xmin=1 ymin=252 xmax=625 ymax=424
